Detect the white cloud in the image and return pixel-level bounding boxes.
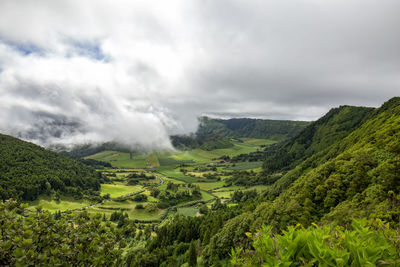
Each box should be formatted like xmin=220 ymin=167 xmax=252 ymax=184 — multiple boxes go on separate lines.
xmin=0 ymin=0 xmax=399 ymax=148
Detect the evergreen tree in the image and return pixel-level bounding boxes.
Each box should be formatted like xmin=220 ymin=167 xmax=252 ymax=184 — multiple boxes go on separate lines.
xmin=187 ymin=240 xmax=197 ymax=267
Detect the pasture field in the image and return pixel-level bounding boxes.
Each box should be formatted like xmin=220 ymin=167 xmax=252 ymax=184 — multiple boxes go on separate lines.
xmin=240 ymin=138 xmax=277 ymax=146
xmin=212 ymin=191 xmax=232 ymax=199
xmin=28 ymin=196 xmax=93 ymax=212
xmin=87 ymin=151 xmax=156 ymax=168
xmin=101 ymin=184 xmax=143 ymax=198
xmin=200 ymin=191 xmax=215 ymax=201
xmin=193 ymin=181 xmax=224 ymax=191
xmin=87 ymin=203 xmax=164 ymax=220
xmin=156 ymin=166 xmax=203 ymax=183
xmin=176 ymin=207 xmax=198 ymax=217
xmin=226 ymin=161 xmax=263 ymax=170
xmin=147 ymin=153 xmax=160 ymax=167
xmin=32 ymin=138 xmax=272 ymax=222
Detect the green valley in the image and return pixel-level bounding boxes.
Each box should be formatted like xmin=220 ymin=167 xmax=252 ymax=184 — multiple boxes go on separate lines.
xmin=1 ymin=98 xmax=400 ymax=266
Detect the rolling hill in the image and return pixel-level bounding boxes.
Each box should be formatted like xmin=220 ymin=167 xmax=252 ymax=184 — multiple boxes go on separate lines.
xmin=263 ymin=105 xmax=374 ymax=174
xmin=0 ymin=133 xmax=103 ymax=201
xmin=256 ymin=97 xmax=400 ymax=228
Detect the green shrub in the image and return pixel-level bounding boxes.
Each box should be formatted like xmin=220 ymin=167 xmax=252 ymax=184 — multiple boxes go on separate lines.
xmin=231 ymin=219 xmax=400 ymax=266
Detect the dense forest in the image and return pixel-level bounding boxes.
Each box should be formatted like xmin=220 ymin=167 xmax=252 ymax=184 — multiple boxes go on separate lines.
xmin=170 ymin=133 xmax=233 ymax=151
xmin=0 ymin=134 xmax=104 ymax=201
xmin=1 ymin=98 xmax=399 ymax=266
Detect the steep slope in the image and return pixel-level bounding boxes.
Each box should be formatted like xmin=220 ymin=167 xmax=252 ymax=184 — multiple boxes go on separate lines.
xmin=263 ymin=105 xmax=374 ymax=174
xmin=170 ymin=133 xmax=233 ymax=150
xmin=0 ymin=133 xmax=102 ymax=201
xmin=198 ymin=117 xmax=310 ymax=141
xmin=254 ymin=97 xmax=400 ymax=229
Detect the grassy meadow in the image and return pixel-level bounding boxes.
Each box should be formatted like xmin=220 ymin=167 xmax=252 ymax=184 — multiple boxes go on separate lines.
xmin=30 ymin=138 xmax=273 ymax=221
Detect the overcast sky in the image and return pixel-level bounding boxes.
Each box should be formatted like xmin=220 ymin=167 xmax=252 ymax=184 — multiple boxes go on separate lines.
xmin=0 ymin=0 xmax=399 ymax=149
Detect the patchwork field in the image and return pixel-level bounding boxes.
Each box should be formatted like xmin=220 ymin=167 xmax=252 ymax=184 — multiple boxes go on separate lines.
xmin=28 ymin=196 xmax=93 ymax=212
xmin=101 ymin=184 xmax=143 ymax=198
xmin=31 ymin=138 xmax=273 ymax=221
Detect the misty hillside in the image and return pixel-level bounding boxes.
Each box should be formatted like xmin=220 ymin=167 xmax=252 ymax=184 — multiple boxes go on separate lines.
xmin=170 ymin=117 xmax=311 ymax=150
xmin=198 ymin=117 xmax=311 ymax=141
xmin=0 ymin=133 xmax=103 ymax=201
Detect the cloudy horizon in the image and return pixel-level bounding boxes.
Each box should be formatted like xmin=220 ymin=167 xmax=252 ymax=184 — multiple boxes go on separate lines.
xmin=0 ymin=0 xmax=399 ymax=148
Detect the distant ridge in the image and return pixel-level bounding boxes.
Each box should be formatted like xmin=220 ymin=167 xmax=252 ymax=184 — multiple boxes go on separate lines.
xmin=198 ymin=117 xmax=311 ymax=141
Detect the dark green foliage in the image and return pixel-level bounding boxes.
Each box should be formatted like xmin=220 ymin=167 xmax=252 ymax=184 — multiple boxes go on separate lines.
xmin=135 ymin=204 xmax=144 ymax=209
xmin=199 ymin=204 xmax=209 ymax=215
xmin=187 ymin=240 xmax=197 ymax=266
xmin=0 ymin=133 xmax=102 ymax=201
xmin=255 ymin=97 xmax=400 ymax=230
xmin=198 ymin=117 xmax=310 ymax=141
xmin=202 ymin=212 xmax=253 ymax=264
xmin=232 ymin=219 xmax=400 ymax=266
xmin=157 ymin=183 xmax=202 ymax=208
xmin=170 ymin=132 xmax=233 ymax=150
xmin=0 ymin=200 xmax=124 ymax=266
xmin=211 ymin=198 xmax=227 ymax=210
xmin=225 ymin=170 xmax=275 ymax=186
xmin=79 ymin=158 xmax=112 ymax=168
xmin=231 ymin=189 xmax=258 ymax=203
xmin=61 ymin=142 xmax=134 ymax=158
xmin=263 ymin=105 xmax=374 ymax=174
xmin=133 ymin=193 xmax=148 ymax=202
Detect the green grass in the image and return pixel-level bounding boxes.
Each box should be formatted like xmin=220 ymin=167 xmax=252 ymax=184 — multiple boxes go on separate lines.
xmin=201 ymin=191 xmax=215 ymax=201
xmin=101 ymin=184 xmax=143 ymax=198
xmin=226 ymin=161 xmax=263 ymax=170
xmin=86 ymin=202 xmax=164 ymax=220
xmin=240 ymin=138 xmax=277 ymax=146
xmin=177 ymin=207 xmax=198 ymax=217
xmin=28 ymin=196 xmax=92 ymax=212
xmin=193 ymin=181 xmax=224 ymax=191
xmin=147 ymin=153 xmax=160 ymax=167
xmin=87 ymin=151 xmax=149 ymax=168
xmin=156 ymin=166 xmax=203 ymax=183
xmin=212 ymin=191 xmax=232 ymax=199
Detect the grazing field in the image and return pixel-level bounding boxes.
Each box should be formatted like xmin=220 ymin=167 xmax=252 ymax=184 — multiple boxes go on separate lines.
xmin=87 ymin=151 xmax=154 ymax=168
xmin=200 ymin=191 xmax=215 ymax=201
xmin=240 ymin=138 xmax=277 ymax=146
xmin=28 ymin=196 xmax=93 ymax=212
xmin=101 ymin=184 xmax=143 ymax=198
xmin=193 ymin=181 xmax=224 ymax=191
xmin=147 ymin=153 xmax=160 ymax=167
xmin=32 ymin=138 xmax=272 ymax=222
xmin=177 ymin=207 xmax=198 ymax=217
xmin=212 ymin=191 xmax=233 ymax=199
xmin=87 ymin=201 xmax=163 ymax=220
xmin=156 ymin=166 xmax=203 ymax=183
xmin=227 ymin=161 xmax=263 ymax=170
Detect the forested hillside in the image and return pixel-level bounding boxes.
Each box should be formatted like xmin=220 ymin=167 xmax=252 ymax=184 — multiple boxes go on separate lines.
xmin=1 ymin=98 xmax=399 ymax=266
xmin=126 ymin=98 xmax=400 ymax=265
xmin=263 ymin=105 xmax=374 ymax=174
xmin=255 ymin=97 xmax=400 ymax=230
xmin=170 ymin=133 xmax=233 ymax=150
xmin=198 ymin=117 xmax=310 ymax=141
xmin=0 ymin=134 xmax=103 ymax=201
